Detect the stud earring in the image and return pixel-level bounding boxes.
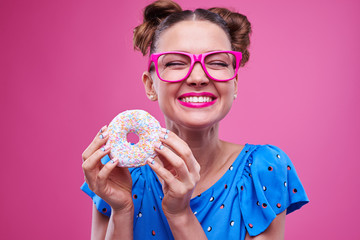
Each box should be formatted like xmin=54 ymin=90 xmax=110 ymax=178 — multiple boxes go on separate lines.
xmin=234 ymin=94 xmax=237 ymax=99
xmin=149 ymin=95 xmax=156 ymax=100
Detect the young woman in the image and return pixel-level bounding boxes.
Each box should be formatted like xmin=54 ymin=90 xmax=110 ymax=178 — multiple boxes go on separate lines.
xmin=81 ymin=1 xmax=309 ymax=239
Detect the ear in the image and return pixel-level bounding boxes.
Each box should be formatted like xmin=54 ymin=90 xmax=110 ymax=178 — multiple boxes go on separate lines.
xmin=142 ymin=71 xmax=158 ymax=101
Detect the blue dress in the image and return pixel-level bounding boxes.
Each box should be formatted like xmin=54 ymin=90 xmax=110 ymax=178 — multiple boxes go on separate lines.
xmin=81 ymin=144 xmax=309 ymax=239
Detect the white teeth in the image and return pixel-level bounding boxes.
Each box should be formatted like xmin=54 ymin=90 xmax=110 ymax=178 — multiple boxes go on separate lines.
xmin=181 ymin=96 xmax=213 ymax=103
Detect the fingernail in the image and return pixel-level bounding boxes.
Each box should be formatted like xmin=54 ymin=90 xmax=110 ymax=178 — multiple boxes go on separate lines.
xmin=99 ymin=131 xmax=108 ymax=139
xmin=101 ymin=145 xmax=110 ymax=152
xmin=159 ymin=133 xmax=168 ymax=140
xmin=153 ymin=142 xmax=164 ymax=150
xmin=161 ymin=128 xmax=170 ymax=134
xmin=111 ymin=158 xmax=118 ymax=164
xmin=100 ymin=125 xmax=107 ymax=133
xmin=147 ymin=157 xmax=155 ymax=165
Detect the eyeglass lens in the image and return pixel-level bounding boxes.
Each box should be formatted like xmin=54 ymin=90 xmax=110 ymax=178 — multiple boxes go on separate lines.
xmin=157 ymin=52 xmax=236 ymax=81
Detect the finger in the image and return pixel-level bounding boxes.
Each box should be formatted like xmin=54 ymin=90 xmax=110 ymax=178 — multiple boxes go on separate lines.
xmin=97 ymin=158 xmax=119 ymax=186
xmin=158 ymin=129 xmax=200 ymax=174
xmin=146 ymin=157 xmax=180 ymax=187
xmin=82 ymin=145 xmax=111 ymax=184
xmin=83 ymin=145 xmax=111 ymax=171
xmin=153 ymin=141 xmax=192 ymax=182
xmin=82 ymin=125 xmax=109 ymax=161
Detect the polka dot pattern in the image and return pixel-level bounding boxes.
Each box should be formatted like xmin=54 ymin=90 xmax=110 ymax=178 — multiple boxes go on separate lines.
xmin=82 ymin=144 xmax=309 ymax=239
xmin=238 ymin=145 xmax=308 ymax=236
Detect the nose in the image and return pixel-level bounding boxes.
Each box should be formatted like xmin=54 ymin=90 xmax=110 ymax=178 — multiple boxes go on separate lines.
xmin=185 ymin=62 xmax=209 ymax=87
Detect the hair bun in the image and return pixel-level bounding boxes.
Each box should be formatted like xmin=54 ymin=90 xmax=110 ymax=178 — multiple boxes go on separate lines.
xmin=209 ymin=8 xmax=252 ymax=66
xmin=134 ymin=0 xmax=182 ymax=55
xmin=144 ymin=0 xmax=182 ymax=22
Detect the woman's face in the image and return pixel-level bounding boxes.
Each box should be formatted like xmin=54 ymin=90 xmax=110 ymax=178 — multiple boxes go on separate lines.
xmin=144 ymin=20 xmax=238 ymax=130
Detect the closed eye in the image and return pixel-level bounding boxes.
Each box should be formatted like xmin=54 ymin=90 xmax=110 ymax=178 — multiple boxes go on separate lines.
xmin=207 ymin=61 xmax=229 ymax=68
xmin=164 ymin=61 xmax=188 ymax=68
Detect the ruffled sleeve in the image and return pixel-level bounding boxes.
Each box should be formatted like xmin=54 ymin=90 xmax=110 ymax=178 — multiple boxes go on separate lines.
xmin=80 ymin=155 xmax=146 ymax=220
xmin=239 ymin=145 xmax=309 ymax=236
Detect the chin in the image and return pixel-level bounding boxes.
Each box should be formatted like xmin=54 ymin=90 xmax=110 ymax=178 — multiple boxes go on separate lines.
xmin=161 ymin=102 xmax=232 ymax=129
xmin=172 ymin=113 xmax=225 ymax=130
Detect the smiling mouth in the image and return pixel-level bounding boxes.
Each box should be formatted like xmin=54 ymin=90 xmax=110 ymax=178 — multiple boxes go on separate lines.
xmin=180 ymin=96 xmax=214 ymax=103
xmin=177 ymin=92 xmax=217 ymax=108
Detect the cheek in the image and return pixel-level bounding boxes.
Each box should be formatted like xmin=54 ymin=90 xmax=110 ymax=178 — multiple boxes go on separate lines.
xmin=156 ymin=84 xmax=167 ymax=100
xmin=157 ymin=81 xmax=180 ymax=98
xmin=156 ymin=83 xmax=176 ymax=108
xmin=218 ymin=82 xmax=236 ymax=98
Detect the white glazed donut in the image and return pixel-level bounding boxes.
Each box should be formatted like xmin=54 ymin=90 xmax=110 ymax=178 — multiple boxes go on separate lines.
xmin=105 ymin=110 xmax=161 ymax=167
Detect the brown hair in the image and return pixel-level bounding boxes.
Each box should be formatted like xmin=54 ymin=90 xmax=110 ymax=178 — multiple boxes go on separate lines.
xmin=133 ymin=0 xmax=252 ymax=66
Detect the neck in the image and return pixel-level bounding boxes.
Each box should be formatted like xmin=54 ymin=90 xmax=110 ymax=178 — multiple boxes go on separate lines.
xmin=165 ymin=120 xmax=224 ymax=175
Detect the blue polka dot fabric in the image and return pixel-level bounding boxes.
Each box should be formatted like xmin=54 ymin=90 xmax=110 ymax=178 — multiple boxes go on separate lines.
xmin=81 ymin=143 xmax=309 ymax=239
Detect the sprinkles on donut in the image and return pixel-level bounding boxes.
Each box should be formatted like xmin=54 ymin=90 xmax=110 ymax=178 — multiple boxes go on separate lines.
xmin=105 ymin=109 xmax=161 ymax=167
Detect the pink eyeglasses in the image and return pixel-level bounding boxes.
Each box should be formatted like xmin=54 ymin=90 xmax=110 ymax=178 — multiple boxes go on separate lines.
xmin=148 ymin=51 xmax=242 ymax=82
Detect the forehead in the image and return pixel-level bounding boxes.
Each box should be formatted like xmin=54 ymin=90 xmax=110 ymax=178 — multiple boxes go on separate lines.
xmin=156 ymin=20 xmax=232 ymax=53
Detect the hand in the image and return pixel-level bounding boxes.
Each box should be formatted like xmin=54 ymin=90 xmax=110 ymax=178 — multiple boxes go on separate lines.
xmin=82 ymin=126 xmax=133 ymax=212
xmin=147 ymin=129 xmax=201 ymax=217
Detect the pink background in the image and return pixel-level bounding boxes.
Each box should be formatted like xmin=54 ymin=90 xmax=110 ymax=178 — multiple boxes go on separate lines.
xmin=1 ymin=0 xmax=359 ymax=239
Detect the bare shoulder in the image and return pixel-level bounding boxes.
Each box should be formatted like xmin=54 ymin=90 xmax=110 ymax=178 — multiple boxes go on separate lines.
xmin=221 ymin=140 xmax=245 ymax=159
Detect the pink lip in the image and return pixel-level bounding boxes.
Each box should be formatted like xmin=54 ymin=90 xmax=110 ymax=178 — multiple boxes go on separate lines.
xmin=179 ymin=92 xmax=216 ymax=98
xmin=177 ymin=92 xmax=217 ymax=108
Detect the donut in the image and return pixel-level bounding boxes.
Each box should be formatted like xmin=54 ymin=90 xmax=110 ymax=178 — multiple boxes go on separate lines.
xmin=105 ymin=110 xmax=161 ymax=167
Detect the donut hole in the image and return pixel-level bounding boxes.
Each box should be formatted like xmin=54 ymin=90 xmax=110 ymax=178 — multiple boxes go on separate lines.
xmin=126 ymin=131 xmax=139 ymax=144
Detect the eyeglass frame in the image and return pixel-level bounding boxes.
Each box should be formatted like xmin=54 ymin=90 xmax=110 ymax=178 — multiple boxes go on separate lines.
xmin=148 ymin=50 xmax=242 ymax=82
